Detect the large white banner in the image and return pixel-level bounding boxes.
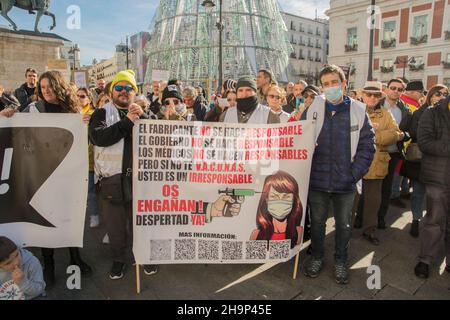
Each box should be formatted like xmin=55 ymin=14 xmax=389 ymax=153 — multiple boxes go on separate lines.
xmin=0 ymin=114 xmax=88 ymax=248
xmin=133 ymin=120 xmax=315 ymax=265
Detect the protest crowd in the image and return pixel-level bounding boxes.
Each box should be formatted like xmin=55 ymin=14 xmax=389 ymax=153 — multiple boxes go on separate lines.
xmin=0 ymin=64 xmax=449 ymax=299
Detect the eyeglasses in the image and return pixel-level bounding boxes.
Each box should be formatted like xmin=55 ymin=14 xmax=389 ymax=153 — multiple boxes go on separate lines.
xmin=164 ymin=99 xmax=180 ymax=106
xmin=267 ymin=94 xmax=281 ymax=100
xmin=388 ymin=86 xmax=404 ymax=92
xmin=434 ymin=91 xmax=448 ymax=97
xmin=77 ymin=95 xmax=87 ymax=99
xmin=365 ymin=93 xmax=382 ymax=98
xmin=114 ymin=85 xmax=134 ymax=93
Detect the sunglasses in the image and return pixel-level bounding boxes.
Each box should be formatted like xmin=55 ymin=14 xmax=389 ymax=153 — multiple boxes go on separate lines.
xmin=365 ymin=93 xmax=382 ymax=98
xmin=77 ymin=95 xmax=87 ymax=99
xmin=114 ymin=85 xmax=134 ymax=93
xmin=302 ymin=93 xmax=316 ymax=99
xmin=164 ymin=99 xmax=180 ymax=106
xmin=434 ymin=91 xmax=448 ymax=97
xmin=389 ymin=86 xmax=404 ymax=92
xmin=267 ymin=94 xmax=281 ymax=100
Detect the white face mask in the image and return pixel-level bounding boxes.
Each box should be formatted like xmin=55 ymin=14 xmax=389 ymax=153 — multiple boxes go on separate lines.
xmin=175 ymin=103 xmax=187 ymax=115
xmin=267 ymin=199 xmax=293 ymax=221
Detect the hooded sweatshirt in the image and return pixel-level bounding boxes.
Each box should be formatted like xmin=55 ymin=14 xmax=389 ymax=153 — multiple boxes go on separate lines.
xmin=0 ymin=248 xmax=45 ymax=300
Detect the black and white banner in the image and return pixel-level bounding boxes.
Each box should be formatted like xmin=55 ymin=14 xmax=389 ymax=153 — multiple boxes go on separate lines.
xmin=0 ymin=114 xmax=88 ymax=248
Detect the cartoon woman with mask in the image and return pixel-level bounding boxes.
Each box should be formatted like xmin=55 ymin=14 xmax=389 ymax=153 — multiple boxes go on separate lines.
xmin=206 ymin=171 xmax=303 ymax=249
xmin=250 ymin=170 xmax=303 ymax=249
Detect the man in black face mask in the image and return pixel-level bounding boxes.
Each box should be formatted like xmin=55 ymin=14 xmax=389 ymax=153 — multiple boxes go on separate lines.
xmin=219 ymin=76 xmax=280 ymax=124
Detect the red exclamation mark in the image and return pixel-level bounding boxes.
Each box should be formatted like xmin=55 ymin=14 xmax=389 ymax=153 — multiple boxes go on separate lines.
xmin=0 ymin=148 xmax=13 ymax=195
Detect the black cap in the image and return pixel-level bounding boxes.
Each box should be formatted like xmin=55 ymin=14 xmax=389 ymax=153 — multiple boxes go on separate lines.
xmin=162 ymin=85 xmax=183 ymax=102
xmin=405 ymin=81 xmax=424 ymax=91
xmin=302 ymin=85 xmax=320 ymax=96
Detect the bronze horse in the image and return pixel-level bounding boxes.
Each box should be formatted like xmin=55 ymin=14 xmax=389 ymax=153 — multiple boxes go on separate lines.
xmin=0 ymin=0 xmax=55 ymax=33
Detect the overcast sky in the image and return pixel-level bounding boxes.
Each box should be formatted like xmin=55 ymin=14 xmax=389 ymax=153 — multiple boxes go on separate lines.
xmin=0 ymin=0 xmax=330 ymax=65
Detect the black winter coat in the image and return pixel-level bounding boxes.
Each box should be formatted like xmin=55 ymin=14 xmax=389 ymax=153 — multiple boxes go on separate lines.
xmin=417 ymin=97 xmax=450 ymax=187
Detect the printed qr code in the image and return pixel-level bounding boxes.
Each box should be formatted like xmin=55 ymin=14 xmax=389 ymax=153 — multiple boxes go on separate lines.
xmin=198 ymin=240 xmax=219 ymax=260
xmin=174 ymin=239 xmax=196 ymax=260
xmin=221 ymin=241 xmax=243 ymax=260
xmin=269 ymin=240 xmax=291 ymax=260
xmin=245 ymin=241 xmax=268 ymax=260
xmin=150 ymin=240 xmax=172 ymax=261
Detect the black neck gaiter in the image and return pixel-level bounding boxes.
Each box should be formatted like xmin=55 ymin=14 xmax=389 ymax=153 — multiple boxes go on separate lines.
xmin=236 ymin=95 xmax=258 ymax=113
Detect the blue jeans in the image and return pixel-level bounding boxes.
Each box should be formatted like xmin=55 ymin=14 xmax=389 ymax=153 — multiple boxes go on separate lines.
xmin=87 ymin=171 xmax=99 ymax=217
xmin=411 ymin=179 xmax=425 ymax=221
xmin=309 ymin=190 xmax=356 ymax=264
xmin=391 ymin=174 xmax=410 ymax=198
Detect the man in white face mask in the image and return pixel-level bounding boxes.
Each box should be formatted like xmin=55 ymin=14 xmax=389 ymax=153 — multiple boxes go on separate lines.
xmin=301 ymin=65 xmax=376 ymax=285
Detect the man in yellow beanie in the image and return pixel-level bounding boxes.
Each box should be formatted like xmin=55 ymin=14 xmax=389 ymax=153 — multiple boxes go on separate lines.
xmin=110 ymin=70 xmax=139 ymax=95
xmin=89 ymin=70 xmax=159 ymax=280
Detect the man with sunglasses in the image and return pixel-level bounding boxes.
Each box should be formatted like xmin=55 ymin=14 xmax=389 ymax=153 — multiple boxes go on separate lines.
xmin=375 ymin=79 xmax=412 ymax=228
xmin=89 ymin=70 xmax=158 ymax=280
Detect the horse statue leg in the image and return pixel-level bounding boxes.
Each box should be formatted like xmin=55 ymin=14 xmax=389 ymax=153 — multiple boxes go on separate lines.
xmin=43 ymin=9 xmax=55 ymax=30
xmin=33 ymin=8 xmax=43 ymax=32
xmin=0 ymin=0 xmax=19 ymax=31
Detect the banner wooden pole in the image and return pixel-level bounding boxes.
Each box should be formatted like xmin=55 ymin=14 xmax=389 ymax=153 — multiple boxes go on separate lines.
xmin=136 ymin=264 xmax=141 ymax=294
xmin=293 ymin=253 xmax=300 ymax=280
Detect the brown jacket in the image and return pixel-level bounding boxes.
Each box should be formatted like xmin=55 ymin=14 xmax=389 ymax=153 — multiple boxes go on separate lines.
xmin=364 ymin=106 xmax=402 ymax=179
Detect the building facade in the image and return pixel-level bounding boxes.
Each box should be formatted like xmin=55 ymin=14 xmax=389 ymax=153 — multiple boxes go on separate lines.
xmin=281 ymin=12 xmax=329 ymax=84
xmin=327 ymin=0 xmax=450 ymax=90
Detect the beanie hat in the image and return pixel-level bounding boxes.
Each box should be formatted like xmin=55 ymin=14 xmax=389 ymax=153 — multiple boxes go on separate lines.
xmin=236 ymin=76 xmax=257 ymax=92
xmin=111 ymin=70 xmax=138 ymax=93
xmin=162 ymin=84 xmax=183 ymax=102
xmin=405 ymin=81 xmax=424 ymax=91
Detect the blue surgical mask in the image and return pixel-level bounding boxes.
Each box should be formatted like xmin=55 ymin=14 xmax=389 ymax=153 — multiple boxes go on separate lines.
xmin=324 ymin=86 xmax=343 ymax=104
xmin=267 ymin=199 xmax=293 ymax=221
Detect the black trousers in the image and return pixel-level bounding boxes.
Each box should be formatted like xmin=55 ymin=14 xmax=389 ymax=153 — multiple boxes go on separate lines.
xmin=377 ymin=152 xmax=402 ymax=220
xmin=99 ymin=196 xmax=133 ymax=263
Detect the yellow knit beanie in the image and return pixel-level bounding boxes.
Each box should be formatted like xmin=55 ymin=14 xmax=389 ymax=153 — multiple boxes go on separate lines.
xmin=111 ymin=70 xmax=138 ymax=93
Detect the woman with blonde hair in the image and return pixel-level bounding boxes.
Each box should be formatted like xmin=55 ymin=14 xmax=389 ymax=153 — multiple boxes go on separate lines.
xmin=266 ymin=84 xmax=290 ymax=123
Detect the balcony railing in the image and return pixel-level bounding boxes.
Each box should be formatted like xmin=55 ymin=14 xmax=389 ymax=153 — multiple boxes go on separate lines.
xmin=381 ymin=38 xmax=396 ymax=49
xmin=409 ymin=63 xmax=425 ymax=71
xmin=345 ymin=44 xmax=358 ymax=52
xmin=299 ymin=55 xmax=305 ymax=60
xmin=308 ymin=43 xmax=314 ymax=48
xmin=316 ymin=44 xmax=322 ymax=49
xmin=410 ymin=34 xmax=428 ymax=45
xmin=290 ymin=53 xmax=297 ymax=59
xmin=299 ymin=28 xmax=305 ymax=32
xmin=315 ymin=58 xmax=322 ymax=62
xmin=442 ymin=61 xmax=450 ymax=69
xmin=380 ymin=66 xmax=394 ymax=73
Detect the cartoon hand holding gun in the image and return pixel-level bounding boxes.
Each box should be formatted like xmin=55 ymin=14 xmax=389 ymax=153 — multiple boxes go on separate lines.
xmin=206 ymin=188 xmax=260 ymax=222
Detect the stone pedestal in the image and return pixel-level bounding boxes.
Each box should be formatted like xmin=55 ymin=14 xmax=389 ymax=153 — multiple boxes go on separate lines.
xmin=0 ymin=28 xmax=68 ymax=91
